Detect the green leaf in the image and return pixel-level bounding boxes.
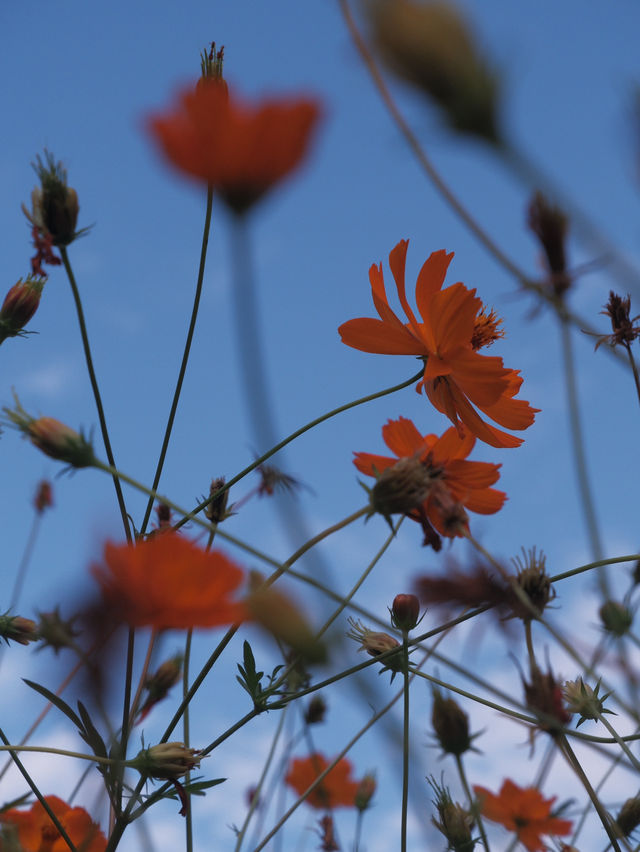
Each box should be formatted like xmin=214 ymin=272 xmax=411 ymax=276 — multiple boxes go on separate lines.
xmin=77 ymin=701 xmax=108 ymax=759
xmin=23 ymin=679 xmax=83 ymax=730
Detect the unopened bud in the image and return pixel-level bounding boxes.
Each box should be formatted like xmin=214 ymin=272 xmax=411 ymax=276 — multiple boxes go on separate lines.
xmin=615 ymin=794 xmax=640 ymax=838
xmin=390 ymin=593 xmax=420 ymax=631
xmin=0 ymin=277 xmax=45 ymax=343
xmin=431 ymin=688 xmax=473 ymax=756
xmin=528 ymin=192 xmax=570 ymax=298
xmin=138 ymin=654 xmax=183 ymax=721
xmin=563 ymin=677 xmax=614 ymax=728
xmin=132 ymin=742 xmax=201 ymax=780
xmin=354 ymin=772 xmax=377 ymax=811
xmin=304 ymin=695 xmax=327 ymax=725
xmin=23 ymin=151 xmax=79 ymax=246
xmin=204 ymin=477 xmax=230 ymax=524
xmin=0 ymin=613 xmax=39 ymax=646
xmin=599 ymin=600 xmax=633 ymax=637
xmin=523 ymin=667 xmax=571 ymax=735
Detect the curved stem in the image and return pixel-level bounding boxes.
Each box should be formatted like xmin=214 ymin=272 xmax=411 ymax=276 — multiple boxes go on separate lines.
xmin=60 ymin=247 xmax=131 ymax=541
xmin=140 ymin=187 xmax=214 ymax=535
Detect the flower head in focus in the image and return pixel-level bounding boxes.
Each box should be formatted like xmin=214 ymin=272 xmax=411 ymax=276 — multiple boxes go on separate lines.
xmin=473 ymin=779 xmax=572 ymax=852
xmin=355 ymin=416 xmax=505 ymax=545
xmin=285 ymin=754 xmax=359 ymax=810
xmin=0 ymin=276 xmax=45 ymax=344
xmin=0 ymin=795 xmax=106 ymax=852
xmin=147 ymin=82 xmax=321 ymax=214
xmin=339 ymin=240 xmax=538 ymax=447
xmin=91 ymin=534 xmax=248 ymax=630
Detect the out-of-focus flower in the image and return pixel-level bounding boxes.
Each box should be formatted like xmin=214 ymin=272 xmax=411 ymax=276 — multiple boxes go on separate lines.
xmin=22 ymin=151 xmax=80 ymax=247
xmin=317 ymin=814 xmax=339 ymax=850
xmin=0 ymin=795 xmax=106 ymax=852
xmin=562 ymin=677 xmax=614 ymax=728
xmin=2 ymin=395 xmax=96 ymax=468
xmin=390 ymin=593 xmax=421 ymax=631
xmin=204 ymin=476 xmax=231 ymax=524
xmin=594 ymin=291 xmax=640 ymax=350
xmin=255 ymin=462 xmax=304 ymax=497
xmin=527 ymin=192 xmax=571 ymax=299
xmin=304 ymin=695 xmax=327 ymax=725
xmin=354 ymin=772 xmax=377 ymax=812
xmin=369 ymin=0 xmax=501 ymax=143
xmin=431 ymin=688 xmax=477 ymax=757
xmin=0 ymin=613 xmax=39 ymax=646
xmin=615 ymin=794 xmax=640 ymax=839
xmin=33 ymin=480 xmax=53 ymax=514
xmin=92 ymin=534 xmax=248 ymax=630
xmin=247 ymin=572 xmax=326 ymax=663
xmin=355 ymin=416 xmax=505 ymax=544
xmin=0 ymin=276 xmax=45 ymax=344
xmin=36 ymin=607 xmax=79 ymax=654
xmin=523 ymin=667 xmax=571 ymax=737
xmin=599 ymin=599 xmax=633 ymax=637
xmin=137 ymin=654 xmax=184 ymax=722
xmin=474 ymin=779 xmax=572 ymax=852
xmin=147 ymin=82 xmax=321 ymax=214
xmin=285 ymin=754 xmax=359 ymax=809
xmin=339 ymin=240 xmax=538 ymax=448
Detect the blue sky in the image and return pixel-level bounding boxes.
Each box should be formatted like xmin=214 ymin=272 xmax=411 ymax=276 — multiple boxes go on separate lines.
xmin=3 ymin=1 xmax=640 ymax=849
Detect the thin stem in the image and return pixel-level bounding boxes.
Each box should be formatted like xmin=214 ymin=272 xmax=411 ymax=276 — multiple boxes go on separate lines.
xmin=9 ymin=512 xmax=41 ymax=609
xmin=115 ymin=628 xmax=135 ymax=818
xmin=174 ymin=367 xmax=425 ymax=530
xmin=60 ymin=247 xmax=131 ymax=541
xmin=0 ymin=744 xmax=120 ymax=765
xmin=139 ymin=186 xmax=214 ymax=535
xmin=524 ymin=619 xmax=537 ymax=672
xmin=455 ymin=753 xmax=490 ymax=852
xmin=559 ymin=315 xmax=605 ymax=578
xmin=625 ymin=342 xmax=640 ymax=406
xmin=128 ymin=630 xmax=158 ymax=728
xmin=184 ymin=629 xmax=194 ymax=852
xmin=400 ymin=632 xmax=410 ymax=852
xmin=0 ymin=727 xmax=78 ymax=852
xmin=595 ymin=712 xmax=640 ymax=774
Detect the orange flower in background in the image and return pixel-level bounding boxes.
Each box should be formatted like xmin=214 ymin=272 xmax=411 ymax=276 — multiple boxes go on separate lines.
xmin=92 ymin=533 xmax=248 ymax=630
xmin=285 ymin=754 xmax=360 ymax=810
xmin=147 ymin=80 xmax=321 ymax=214
xmin=474 ymin=779 xmax=572 ymax=852
xmin=355 ymin=416 xmax=505 ymax=540
xmin=338 ymin=240 xmax=538 ymax=448
xmin=1 ymin=795 xmax=106 ymax=852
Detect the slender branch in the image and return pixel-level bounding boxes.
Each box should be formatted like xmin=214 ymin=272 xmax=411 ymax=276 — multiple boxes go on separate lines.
xmin=400 ymin=632 xmax=410 ymax=852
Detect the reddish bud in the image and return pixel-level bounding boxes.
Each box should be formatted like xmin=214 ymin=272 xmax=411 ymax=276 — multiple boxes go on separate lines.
xmin=0 ymin=613 xmax=39 ymax=646
xmin=390 ymin=593 xmax=420 ymax=631
xmin=33 ymin=480 xmax=53 ymax=514
xmin=0 ymin=277 xmax=44 ymax=343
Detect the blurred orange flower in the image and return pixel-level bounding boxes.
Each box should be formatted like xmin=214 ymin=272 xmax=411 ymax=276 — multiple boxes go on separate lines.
xmin=92 ymin=534 xmax=247 ymax=630
xmin=285 ymin=754 xmax=360 ymax=810
xmin=1 ymin=795 xmax=106 ymax=852
xmin=354 ymin=416 xmax=505 ymax=539
xmin=474 ymin=779 xmax=572 ymax=852
xmin=147 ymin=80 xmax=321 ymax=213
xmin=338 ymin=240 xmax=538 ymax=448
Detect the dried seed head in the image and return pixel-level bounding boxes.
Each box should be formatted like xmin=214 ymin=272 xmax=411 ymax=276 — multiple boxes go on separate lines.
xmin=370 ymin=455 xmax=440 ymax=517
xmin=595 ymin=291 xmax=640 ymax=350
xmin=429 ymin=776 xmax=475 ymax=851
xmin=527 ymin=191 xmax=570 ymax=298
xmin=510 ymin=547 xmax=554 ymax=621
xmin=346 ymin=617 xmax=403 ymax=678
xmin=431 ymin=688 xmax=475 ymax=757
xmin=562 ymin=677 xmax=615 ymax=727
xmin=23 ymin=151 xmax=80 ymax=247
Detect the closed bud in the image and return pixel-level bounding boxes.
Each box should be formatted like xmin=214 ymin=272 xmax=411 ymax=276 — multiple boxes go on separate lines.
xmin=615 ymin=794 xmax=640 ymax=838
xmin=390 ymin=593 xmax=420 ymax=631
xmin=431 ymin=688 xmax=473 ymax=756
xmin=429 ymin=777 xmax=476 ymax=851
xmin=0 ymin=613 xmax=39 ymax=647
xmin=138 ymin=654 xmax=183 ymax=721
xmin=370 ymin=0 xmax=501 ymax=143
xmin=563 ymin=677 xmax=614 ymax=728
xmin=600 ymin=600 xmax=633 ymax=637
xmin=204 ymin=477 xmax=230 ymax=524
xmin=33 ymin=480 xmax=53 ymax=514
xmin=354 ymin=772 xmax=377 ymax=811
xmin=523 ymin=666 xmax=571 ymax=735
xmin=528 ymin=192 xmax=570 ymax=298
xmin=304 ymin=695 xmax=327 ymax=725
xmin=132 ymin=742 xmax=201 ymax=780
xmin=0 ymin=276 xmax=45 ymax=343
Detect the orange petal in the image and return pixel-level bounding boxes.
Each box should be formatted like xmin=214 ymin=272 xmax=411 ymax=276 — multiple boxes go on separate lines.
xmin=429 ymin=426 xmax=476 ymax=462
xmin=352 ymin=452 xmax=397 ymax=477
xmin=446 ymin=381 xmax=524 ymax=448
xmin=338 ymin=317 xmax=422 ymax=354
xmin=388 ymin=240 xmax=422 ymax=337
xmin=415 ymin=249 xmax=454 ymax=315
xmin=463 ymin=487 xmax=507 ymax=514
xmin=382 ymin=416 xmax=426 ymax=457
xmin=428 ymin=283 xmax=482 ymax=354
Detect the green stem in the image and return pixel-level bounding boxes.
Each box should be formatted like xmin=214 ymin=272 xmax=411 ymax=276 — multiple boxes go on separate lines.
xmin=60 ymin=247 xmax=131 ymax=541
xmin=625 ymin=342 xmax=640 ymax=407
xmin=455 ymin=753 xmax=490 ymax=852
xmin=550 ymin=554 xmax=640 ymax=584
xmin=173 ymin=367 xmax=425 ymax=530
xmin=184 ymin=629 xmax=194 ymax=852
xmin=558 ymin=315 xmax=605 ymax=589
xmin=0 ymin=727 xmax=78 ymax=852
xmin=139 ymin=186 xmax=214 ymax=535
xmin=595 ymin=712 xmax=640 ymax=773
xmin=400 ymin=632 xmax=410 ymax=852
xmin=9 ymin=512 xmax=41 ymax=609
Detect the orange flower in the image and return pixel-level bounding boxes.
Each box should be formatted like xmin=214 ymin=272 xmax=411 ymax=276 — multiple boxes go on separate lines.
xmin=338 ymin=240 xmax=538 ymax=448
xmin=285 ymin=754 xmax=360 ymax=810
xmin=1 ymin=795 xmax=106 ymax=852
xmin=354 ymin=416 xmax=505 ymax=540
xmin=91 ymin=533 xmax=248 ymax=630
xmin=474 ymin=779 xmax=572 ymax=852
xmin=147 ymin=80 xmax=321 ymax=213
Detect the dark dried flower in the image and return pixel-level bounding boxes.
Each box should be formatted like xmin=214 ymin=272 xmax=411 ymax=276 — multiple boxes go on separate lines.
xmin=204 ymin=476 xmax=231 ymax=524
xmin=23 ymin=151 xmax=80 ymax=247
xmin=317 ymin=814 xmax=340 ymax=850
xmin=431 ymin=688 xmax=478 ymax=757
xmin=428 ymin=776 xmax=476 ymax=851
xmin=33 ymin=480 xmax=53 ymax=514
xmin=527 ymin=192 xmax=570 ymax=298
xmin=594 ymin=292 xmax=640 ymax=350
xmin=256 ymin=462 xmax=304 ymax=497
xmin=414 ymin=559 xmax=514 ymax=616
xmin=510 ymin=547 xmax=554 ymax=621
xmin=304 ymin=695 xmax=327 ymax=726
xmin=523 ymin=666 xmax=571 ymax=737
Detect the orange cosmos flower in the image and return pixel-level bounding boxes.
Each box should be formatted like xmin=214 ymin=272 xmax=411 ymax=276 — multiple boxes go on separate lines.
xmin=285 ymin=754 xmax=360 ymax=810
xmin=474 ymin=779 xmax=572 ymax=852
xmin=338 ymin=240 xmax=538 ymax=448
xmin=1 ymin=795 xmax=106 ymax=852
xmin=147 ymin=80 xmax=321 ymax=213
xmin=91 ymin=533 xmax=247 ymax=630
xmin=354 ymin=416 xmax=505 ymax=542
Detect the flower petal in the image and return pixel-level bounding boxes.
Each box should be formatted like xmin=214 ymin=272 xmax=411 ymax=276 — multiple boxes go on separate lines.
xmin=338 ymin=317 xmax=422 ymax=354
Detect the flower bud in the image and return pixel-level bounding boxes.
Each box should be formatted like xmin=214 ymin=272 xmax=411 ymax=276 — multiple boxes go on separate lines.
xmin=23 ymin=151 xmax=79 ymax=246
xmin=132 ymin=742 xmax=201 ymax=780
xmin=370 ymin=455 xmax=440 ymax=517
xmin=369 ymin=0 xmax=501 ymax=143
xmin=431 ymin=688 xmax=473 ymax=756
xmin=599 ymin=600 xmax=633 ymax=637
xmin=390 ymin=593 xmax=420 ymax=631
xmin=33 ymin=479 xmax=53 ymax=514
xmin=204 ymin=476 xmax=230 ymax=524
xmin=0 ymin=613 xmax=39 ymax=646
xmin=37 ymin=607 xmax=79 ymax=654
xmin=0 ymin=277 xmax=45 ymax=343
xmin=528 ymin=192 xmax=570 ymax=298
xmin=346 ymin=617 xmax=403 ymax=678
xmin=138 ymin=654 xmax=183 ymax=722
xmin=563 ymin=677 xmax=614 ymax=728
xmin=354 ymin=772 xmax=377 ymax=811
xmin=304 ymin=695 xmax=327 ymax=725
xmin=2 ymin=395 xmax=96 ymax=468
xmin=615 ymin=794 xmax=640 ymax=838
